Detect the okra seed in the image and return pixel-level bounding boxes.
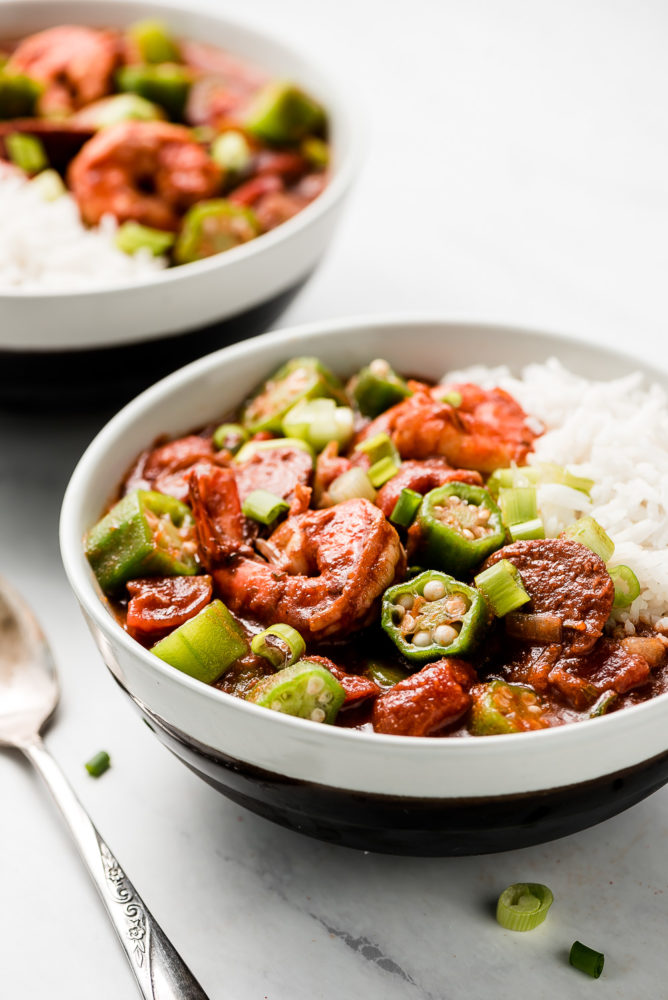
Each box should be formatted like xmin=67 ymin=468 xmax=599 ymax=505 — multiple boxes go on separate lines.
xmin=310 ymin=708 xmax=326 ymax=722
xmin=397 ymin=593 xmax=415 ymax=610
xmin=403 ymin=614 xmax=416 ymax=633
xmin=369 ymin=358 xmax=391 ymax=377
xmin=412 ymin=630 xmax=433 ymax=647
xmin=445 ymin=596 xmax=468 ymax=617
xmin=393 ymin=604 xmax=406 ymax=621
xmin=434 ymin=624 xmax=458 ymax=646
xmin=423 ymin=580 xmax=446 ymax=602
xmin=319 ymin=691 xmax=334 ymax=704
xmin=462 ymin=528 xmax=475 ymax=540
xmin=306 ymin=676 xmax=325 ymax=696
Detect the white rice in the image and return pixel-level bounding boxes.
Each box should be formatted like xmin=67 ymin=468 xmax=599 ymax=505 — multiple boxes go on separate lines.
xmin=441 ymin=357 xmax=668 ymax=630
xmin=0 ymin=166 xmax=167 ymax=290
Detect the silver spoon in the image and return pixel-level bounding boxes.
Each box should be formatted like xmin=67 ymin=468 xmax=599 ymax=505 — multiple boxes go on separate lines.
xmin=0 ymin=576 xmax=210 ymax=1000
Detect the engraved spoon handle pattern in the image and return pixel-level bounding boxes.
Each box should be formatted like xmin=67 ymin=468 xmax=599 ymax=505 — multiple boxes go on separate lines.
xmin=22 ymin=737 xmax=210 ymax=1000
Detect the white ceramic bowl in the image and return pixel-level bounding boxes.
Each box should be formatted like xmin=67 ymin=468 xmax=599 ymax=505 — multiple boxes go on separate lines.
xmin=0 ymin=0 xmax=359 ymax=383
xmin=60 ymin=318 xmax=668 ymax=855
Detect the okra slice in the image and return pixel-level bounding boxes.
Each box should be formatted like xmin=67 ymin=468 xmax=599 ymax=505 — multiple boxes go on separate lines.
xmin=381 ymin=570 xmax=487 ymax=664
xmin=349 ymin=359 xmax=411 ymax=417
xmin=152 ymin=600 xmax=248 ymax=684
xmin=84 ymin=489 xmax=197 ymax=594
xmin=412 ymin=483 xmax=506 ymax=576
xmin=174 ymin=199 xmax=260 ymax=264
xmin=116 ymin=64 xmax=192 ymax=120
xmin=128 ymin=19 xmax=181 ymax=64
xmin=246 ymin=660 xmax=345 ymax=723
xmin=469 ymin=679 xmax=550 ymax=735
xmin=240 ymin=357 xmax=345 ymax=435
xmin=245 ymin=81 xmax=325 ymax=144
xmin=0 ymin=71 xmax=43 ymax=119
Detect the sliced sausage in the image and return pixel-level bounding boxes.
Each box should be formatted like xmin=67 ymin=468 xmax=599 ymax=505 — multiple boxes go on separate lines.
xmin=234 ymin=445 xmax=312 ymax=504
xmin=547 ymin=638 xmax=651 ymax=710
xmin=484 ymin=539 xmax=614 ymax=655
xmin=125 ymin=434 xmax=219 ymax=502
xmin=371 ymin=659 xmax=476 ymax=736
xmin=375 ymin=458 xmax=483 ymax=518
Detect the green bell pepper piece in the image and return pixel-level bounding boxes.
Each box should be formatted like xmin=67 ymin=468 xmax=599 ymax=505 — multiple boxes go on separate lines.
xmin=350 ymin=360 xmax=411 ymax=417
xmin=116 ymin=64 xmax=192 ymax=120
xmin=151 ymin=600 xmax=248 ymax=683
xmin=381 ymin=569 xmax=488 ymax=664
xmin=412 ymin=482 xmax=506 ymax=576
xmin=0 ymin=71 xmax=43 ymax=119
xmin=245 ymin=81 xmax=325 ymax=144
xmin=128 ymin=19 xmax=181 ymax=64
xmin=469 ymin=679 xmax=549 ymax=735
xmin=84 ymin=489 xmax=197 ymax=594
xmin=240 ymin=357 xmax=344 ymax=435
xmin=174 ymin=199 xmax=260 ymax=264
xmin=246 ymin=659 xmax=345 ymax=723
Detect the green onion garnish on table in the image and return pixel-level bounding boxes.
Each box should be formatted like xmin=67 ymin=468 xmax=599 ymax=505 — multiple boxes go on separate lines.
xmin=474 ymin=559 xmax=530 ymax=617
xmin=85 ymin=751 xmax=111 ymax=778
xmin=242 ymin=489 xmax=290 ymax=525
xmin=569 ymin=940 xmax=604 ymax=978
xmin=496 ymin=882 xmax=554 ymax=931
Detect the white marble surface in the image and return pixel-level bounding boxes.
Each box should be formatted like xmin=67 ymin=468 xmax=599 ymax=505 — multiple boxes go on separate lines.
xmin=2 ymin=0 xmax=668 ymax=996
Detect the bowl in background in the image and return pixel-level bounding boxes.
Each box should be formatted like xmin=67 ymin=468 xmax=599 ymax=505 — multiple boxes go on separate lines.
xmin=60 ymin=317 xmax=668 ymax=855
xmin=0 ymin=0 xmax=359 ymax=406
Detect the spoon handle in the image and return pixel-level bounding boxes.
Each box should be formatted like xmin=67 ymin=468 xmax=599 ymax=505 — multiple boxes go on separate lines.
xmin=22 ymin=737 xmax=210 ymax=1000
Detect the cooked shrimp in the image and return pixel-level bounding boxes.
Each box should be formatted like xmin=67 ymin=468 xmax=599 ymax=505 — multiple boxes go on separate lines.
xmin=212 ymin=498 xmax=405 ymax=640
xmin=357 ymin=382 xmax=539 ymax=473
xmin=7 ymin=26 xmax=120 ymax=114
xmin=375 ymin=459 xmax=483 ymax=517
xmin=68 ymin=121 xmax=222 ymax=229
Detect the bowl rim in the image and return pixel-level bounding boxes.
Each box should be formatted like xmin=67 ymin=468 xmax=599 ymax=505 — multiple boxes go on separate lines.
xmin=59 ymin=314 xmax=668 ymax=758
xmin=0 ymin=0 xmax=362 ymax=299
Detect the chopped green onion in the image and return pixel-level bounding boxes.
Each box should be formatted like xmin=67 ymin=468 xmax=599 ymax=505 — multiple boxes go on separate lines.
xmin=327 ymin=467 xmax=376 ymax=504
xmin=589 ymin=690 xmax=617 ymax=717
xmin=242 ymin=489 xmax=290 ymax=525
xmin=509 ymin=517 xmax=545 ymax=541
xmin=496 ymin=883 xmax=554 ymax=931
xmin=251 ymin=623 xmax=305 ymax=669
xmin=30 ymin=168 xmax=65 ymax=201
xmin=569 ymin=941 xmax=604 ymax=978
xmin=390 ymin=488 xmax=423 ymax=528
xmin=85 ymin=751 xmax=111 ymax=778
xmin=487 ymin=463 xmax=594 ymax=498
xmin=6 ymin=132 xmax=47 ymax=173
xmin=282 ymin=398 xmax=354 ymax=452
xmin=475 ymin=559 xmax=530 ymax=617
xmin=355 ymin=432 xmax=400 ymax=465
xmin=368 ymin=456 xmax=399 ymax=487
xmin=212 ymin=422 xmax=248 ymax=453
xmin=609 ymin=565 xmax=640 ymax=608
xmin=439 ymin=390 xmax=462 ymax=407
xmin=301 ymin=136 xmax=329 ymax=169
xmin=115 ymin=221 xmax=175 ymax=257
xmin=563 ymin=515 xmax=614 ymax=562
xmin=211 ymin=130 xmax=252 ymax=174
xmin=234 ymin=437 xmax=314 ymax=465
xmin=499 ymin=486 xmax=538 ymax=526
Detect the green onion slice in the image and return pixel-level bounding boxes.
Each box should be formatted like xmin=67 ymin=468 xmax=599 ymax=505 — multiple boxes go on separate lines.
xmin=251 ymin=623 xmax=305 ymax=669
xmin=563 ymin=515 xmax=615 ymax=562
xmin=609 ymin=565 xmax=640 ymax=608
xmin=242 ymin=489 xmax=290 ymax=525
xmin=85 ymin=751 xmax=111 ymax=778
xmin=475 ymin=559 xmax=530 ymax=617
xmin=327 ymin=467 xmax=376 ymax=504
xmin=509 ymin=517 xmax=545 ymax=541
xmin=569 ymin=941 xmax=604 ymax=978
xmin=368 ymin=456 xmax=399 ymax=488
xmin=499 ymin=486 xmax=538 ymax=526
xmin=115 ymin=221 xmax=175 ymax=257
xmin=6 ymin=132 xmax=47 ymax=173
xmin=355 ymin=431 xmax=400 ymax=465
xmin=487 ymin=463 xmax=594 ymax=498
xmin=390 ymin=488 xmax=423 ymax=528
xmin=439 ymin=390 xmax=462 ymax=407
xmin=212 ymin=422 xmax=248 ymax=453
xmin=496 ymin=883 xmax=554 ymax=931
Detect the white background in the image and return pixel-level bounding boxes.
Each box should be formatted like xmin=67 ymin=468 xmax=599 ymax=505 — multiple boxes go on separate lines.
xmin=2 ymin=0 xmax=668 ymax=997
